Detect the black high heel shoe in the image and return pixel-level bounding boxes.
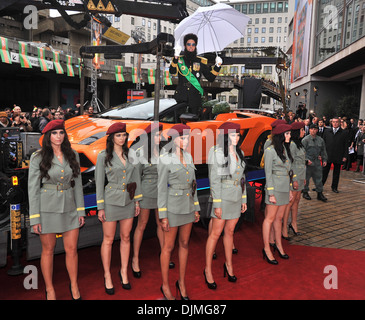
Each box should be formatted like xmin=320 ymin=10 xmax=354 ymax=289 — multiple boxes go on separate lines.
xmin=223 ymin=263 xmax=237 ymax=282
xmin=273 ymin=244 xmax=289 ymax=259
xmin=262 ymin=248 xmax=278 ymax=265
xmin=203 ymin=270 xmax=217 ymax=290
xmin=289 ymin=224 xmax=302 ymax=236
xmin=119 ymin=271 xmax=131 ymax=290
xmin=104 ymin=279 xmax=115 ymax=295
xmin=69 ymin=283 xmax=82 ymax=300
xmin=160 ymin=285 xmax=176 ymax=300
xmin=175 ymin=280 xmax=189 ymax=300
xmin=132 ymin=265 xmax=141 ymax=279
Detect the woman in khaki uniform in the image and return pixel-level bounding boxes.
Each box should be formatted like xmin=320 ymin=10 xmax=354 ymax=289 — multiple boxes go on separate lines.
xmin=158 ymin=124 xmax=200 ymax=300
xmin=129 ymin=123 xmax=165 ymax=278
xmin=95 ymin=122 xmax=142 ymax=294
xmin=283 ymin=122 xmax=306 ymax=238
xmin=28 ymin=120 xmax=85 ymax=300
xmin=204 ymin=122 xmax=247 ymax=290
xmin=262 ymin=124 xmax=293 ymax=265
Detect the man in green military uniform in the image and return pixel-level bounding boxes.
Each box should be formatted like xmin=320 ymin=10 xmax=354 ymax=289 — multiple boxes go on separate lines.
xmin=302 ymin=124 xmax=328 ymax=202
xmin=169 ymin=33 xmax=222 ymax=116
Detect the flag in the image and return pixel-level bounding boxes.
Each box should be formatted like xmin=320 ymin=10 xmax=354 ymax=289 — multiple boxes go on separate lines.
xmin=78 ymin=58 xmax=82 ymax=78
xmin=115 ymin=65 xmax=125 ymax=82
xmin=53 ymin=51 xmax=64 ymax=74
xmin=19 ymin=42 xmax=32 ymax=68
xmin=0 ymin=37 xmax=12 ymax=64
xmin=164 ymin=70 xmax=172 ymax=86
xmin=37 ymin=47 xmax=49 ymax=71
xmin=132 ymin=67 xmax=139 ymax=83
xmin=148 ymin=68 xmax=155 ymax=85
xmin=66 ymin=55 xmax=74 ymax=77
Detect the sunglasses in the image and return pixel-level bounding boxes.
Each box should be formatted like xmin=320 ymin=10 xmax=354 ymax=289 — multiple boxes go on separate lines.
xmin=186 ymin=43 xmax=196 ymax=47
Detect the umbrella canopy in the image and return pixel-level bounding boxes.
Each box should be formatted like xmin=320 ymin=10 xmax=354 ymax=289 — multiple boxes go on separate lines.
xmin=174 ymin=3 xmax=250 ymax=55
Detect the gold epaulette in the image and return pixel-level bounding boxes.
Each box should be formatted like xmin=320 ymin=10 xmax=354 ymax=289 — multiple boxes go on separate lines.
xmin=197 ymin=56 xmax=207 ymax=64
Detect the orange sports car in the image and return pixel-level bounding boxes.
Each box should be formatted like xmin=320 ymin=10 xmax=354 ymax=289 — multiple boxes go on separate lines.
xmin=65 ymin=98 xmax=274 ymax=172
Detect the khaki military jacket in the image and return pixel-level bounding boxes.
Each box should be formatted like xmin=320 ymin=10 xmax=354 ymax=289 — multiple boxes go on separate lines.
xmin=208 ymin=146 xmax=247 ymax=209
xmin=28 ymin=150 xmax=85 ymax=226
xmin=289 ymin=141 xmax=306 ymax=183
xmin=130 ymin=147 xmax=158 ymax=199
xmin=157 ymin=151 xmax=200 ymax=218
xmin=95 ymin=150 xmax=142 ymax=210
xmin=302 ymin=134 xmax=328 ymax=165
xmin=264 ymin=146 xmax=292 ymax=195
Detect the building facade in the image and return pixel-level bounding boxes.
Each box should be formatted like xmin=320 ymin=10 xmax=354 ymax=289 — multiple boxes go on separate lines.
xmin=218 ymin=0 xmax=290 ymax=110
xmin=288 ymin=0 xmax=365 ymax=120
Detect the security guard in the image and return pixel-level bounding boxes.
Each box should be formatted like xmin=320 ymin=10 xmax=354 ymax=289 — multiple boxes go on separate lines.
xmin=169 ymin=33 xmax=222 ymax=115
xmin=301 ymin=124 xmax=328 ymax=201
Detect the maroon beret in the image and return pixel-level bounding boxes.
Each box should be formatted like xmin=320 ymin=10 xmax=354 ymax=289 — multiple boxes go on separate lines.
xmin=167 ymin=124 xmax=190 ymax=138
xmin=106 ymin=122 xmax=126 ymax=135
xmin=42 ymin=119 xmax=65 ymax=134
xmin=218 ymin=122 xmax=241 ymax=134
xmin=144 ymin=122 xmax=163 ymax=135
xmin=272 ymin=124 xmax=292 ymax=135
xmin=291 ymin=122 xmax=305 ymax=130
xmin=270 ymin=119 xmax=286 ymax=129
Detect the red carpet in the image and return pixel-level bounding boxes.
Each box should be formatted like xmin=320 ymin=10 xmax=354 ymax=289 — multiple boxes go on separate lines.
xmin=1 ymin=205 xmax=365 ymax=301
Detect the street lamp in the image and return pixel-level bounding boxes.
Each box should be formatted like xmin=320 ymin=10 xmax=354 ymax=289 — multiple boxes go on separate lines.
xmin=303 ymin=88 xmax=308 ymax=104
xmin=295 ymin=91 xmax=300 ymax=109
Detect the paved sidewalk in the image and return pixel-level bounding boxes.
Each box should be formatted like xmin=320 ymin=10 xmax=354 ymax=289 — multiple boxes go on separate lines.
xmin=288 ymin=170 xmax=365 ymax=251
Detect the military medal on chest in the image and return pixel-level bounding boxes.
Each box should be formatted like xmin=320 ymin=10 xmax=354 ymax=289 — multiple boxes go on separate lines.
xmin=193 ymin=62 xmax=200 ymax=71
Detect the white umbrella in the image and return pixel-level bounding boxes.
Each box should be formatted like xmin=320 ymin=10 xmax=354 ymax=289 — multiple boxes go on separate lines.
xmin=174 ymin=3 xmax=250 ymax=55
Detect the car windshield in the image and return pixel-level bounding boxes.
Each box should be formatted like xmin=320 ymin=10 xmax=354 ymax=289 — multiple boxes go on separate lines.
xmin=99 ymin=98 xmax=177 ymax=120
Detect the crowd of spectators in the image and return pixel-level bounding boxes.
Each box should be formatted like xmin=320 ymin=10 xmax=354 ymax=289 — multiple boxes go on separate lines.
xmin=273 ymin=106 xmax=364 ymax=173
xmin=0 ymin=104 xmax=95 ymax=133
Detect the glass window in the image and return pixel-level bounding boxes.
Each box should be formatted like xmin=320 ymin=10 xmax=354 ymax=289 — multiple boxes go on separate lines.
xmin=277 ymin=2 xmax=283 ymax=12
xmin=242 ymin=4 xmax=247 ymax=14
xmin=255 ymin=18 xmax=260 ymax=24
xmin=255 ymin=27 xmax=259 ymax=33
xmin=262 ymin=18 xmax=266 ymax=24
xmin=270 ymin=2 xmax=276 ymax=13
xmin=247 ymin=37 xmax=251 ymax=43
xmin=262 ymin=27 xmax=266 ymax=33
xmin=102 ymin=98 xmax=177 ymax=120
xmin=263 ymin=3 xmax=269 ymax=13
xmin=270 ymin=17 xmax=274 ymax=23
xmin=249 ymin=4 xmax=255 ymax=14
xmin=254 ymin=37 xmax=258 ymax=43
xmin=256 ymin=3 xmax=262 ymax=14
xmin=261 ymin=37 xmax=266 ymax=43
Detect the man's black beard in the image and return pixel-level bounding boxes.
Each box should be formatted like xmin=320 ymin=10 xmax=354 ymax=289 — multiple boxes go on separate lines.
xmin=184 ymin=50 xmax=197 ymax=63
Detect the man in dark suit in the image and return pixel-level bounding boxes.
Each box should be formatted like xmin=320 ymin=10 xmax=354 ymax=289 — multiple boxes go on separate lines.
xmin=317 ymin=119 xmax=327 ymax=138
xmin=322 ymin=117 xmax=349 ymax=193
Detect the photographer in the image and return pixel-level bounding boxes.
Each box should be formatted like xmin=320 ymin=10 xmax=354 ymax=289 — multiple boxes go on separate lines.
xmin=11 ymin=113 xmax=33 ymax=132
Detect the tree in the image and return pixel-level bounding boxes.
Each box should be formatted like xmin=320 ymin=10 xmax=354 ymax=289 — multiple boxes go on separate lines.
xmin=336 ymin=95 xmax=360 ymax=119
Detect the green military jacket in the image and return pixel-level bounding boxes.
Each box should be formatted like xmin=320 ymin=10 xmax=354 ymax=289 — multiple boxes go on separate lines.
xmin=95 ymin=150 xmax=142 ymax=210
xmin=28 ymin=150 xmax=85 ymax=226
xmin=208 ymin=146 xmax=247 ymax=209
xmin=157 ymin=150 xmax=200 ymax=218
xmin=264 ymin=146 xmax=292 ymax=196
xmin=130 ymin=147 xmax=158 ymax=199
xmin=289 ymin=141 xmax=306 ymax=183
xmin=301 ymin=134 xmax=328 ymax=165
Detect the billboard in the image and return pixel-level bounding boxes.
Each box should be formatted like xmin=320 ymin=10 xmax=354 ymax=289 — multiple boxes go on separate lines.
xmin=291 ymin=0 xmax=313 ymax=82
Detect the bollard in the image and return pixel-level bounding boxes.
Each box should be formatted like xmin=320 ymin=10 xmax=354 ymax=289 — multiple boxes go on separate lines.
xmin=7 ymin=183 xmax=24 ymax=275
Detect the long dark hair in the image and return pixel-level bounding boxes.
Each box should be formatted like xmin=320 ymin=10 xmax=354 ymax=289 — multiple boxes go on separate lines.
xmin=291 ymin=129 xmax=304 ymax=150
xmin=39 ymin=130 xmax=80 ymax=180
xmin=272 ymin=132 xmax=293 ymax=163
xmin=218 ymin=133 xmax=246 ymax=167
xmin=105 ymin=132 xmax=129 ymax=166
